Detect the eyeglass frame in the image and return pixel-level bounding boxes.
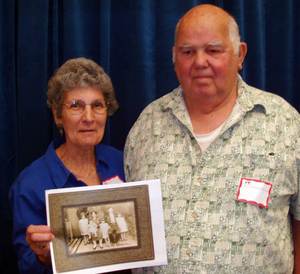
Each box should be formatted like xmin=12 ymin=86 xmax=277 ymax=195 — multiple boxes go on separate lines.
xmin=62 ymin=99 xmax=109 ymax=115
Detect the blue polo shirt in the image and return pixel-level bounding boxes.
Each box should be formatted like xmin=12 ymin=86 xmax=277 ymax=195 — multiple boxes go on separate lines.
xmin=9 ymin=137 xmax=125 ymax=273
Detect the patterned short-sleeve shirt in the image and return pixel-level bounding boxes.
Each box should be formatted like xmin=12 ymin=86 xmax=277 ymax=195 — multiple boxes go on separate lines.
xmin=124 ymin=76 xmax=300 ymax=274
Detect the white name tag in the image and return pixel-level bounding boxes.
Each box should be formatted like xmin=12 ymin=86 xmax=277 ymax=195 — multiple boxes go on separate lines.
xmin=236 ymin=178 xmax=272 ymax=208
xmin=102 ymin=175 xmax=124 ymax=185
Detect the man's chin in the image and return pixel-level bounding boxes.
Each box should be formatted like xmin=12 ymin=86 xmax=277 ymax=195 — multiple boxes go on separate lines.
xmin=190 ymin=87 xmax=217 ymax=99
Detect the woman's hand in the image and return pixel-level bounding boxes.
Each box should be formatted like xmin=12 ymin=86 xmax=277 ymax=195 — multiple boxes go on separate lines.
xmin=26 ymin=225 xmax=55 ymax=267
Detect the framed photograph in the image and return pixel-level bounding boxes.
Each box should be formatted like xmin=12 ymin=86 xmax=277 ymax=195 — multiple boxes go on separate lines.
xmin=46 ymin=179 xmax=167 ymax=274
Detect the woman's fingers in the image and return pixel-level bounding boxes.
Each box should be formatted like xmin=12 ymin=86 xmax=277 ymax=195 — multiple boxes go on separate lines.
xmin=26 ymin=225 xmax=54 ymax=243
xmin=26 ymin=225 xmax=54 ymax=266
xmin=26 ymin=225 xmax=54 ymax=252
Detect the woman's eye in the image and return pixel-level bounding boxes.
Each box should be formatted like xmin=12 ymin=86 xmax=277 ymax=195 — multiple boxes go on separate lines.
xmin=93 ymin=101 xmax=104 ymax=108
xmin=70 ymin=101 xmax=83 ymax=108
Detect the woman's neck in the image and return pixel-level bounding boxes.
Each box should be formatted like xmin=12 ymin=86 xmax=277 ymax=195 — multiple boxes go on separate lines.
xmin=57 ymin=143 xmax=96 ymax=168
xmin=56 ymin=143 xmax=100 ymax=184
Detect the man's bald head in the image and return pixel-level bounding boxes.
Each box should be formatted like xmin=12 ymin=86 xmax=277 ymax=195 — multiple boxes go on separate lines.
xmin=174 ymin=4 xmax=241 ymax=56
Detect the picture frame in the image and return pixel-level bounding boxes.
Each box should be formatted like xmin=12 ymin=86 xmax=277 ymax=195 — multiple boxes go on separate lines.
xmin=46 ymin=179 xmax=167 ymax=274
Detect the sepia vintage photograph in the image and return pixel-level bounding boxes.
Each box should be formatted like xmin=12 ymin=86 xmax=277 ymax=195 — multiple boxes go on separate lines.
xmin=65 ymin=201 xmax=138 ymax=255
xmin=46 ymin=180 xmax=167 ymax=274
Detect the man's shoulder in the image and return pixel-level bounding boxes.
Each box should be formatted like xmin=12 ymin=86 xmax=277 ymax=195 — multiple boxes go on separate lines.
xmin=257 ymin=90 xmax=299 ymax=118
xmin=137 ymin=86 xmax=182 ymax=116
xmin=241 ymin=79 xmax=300 ymax=119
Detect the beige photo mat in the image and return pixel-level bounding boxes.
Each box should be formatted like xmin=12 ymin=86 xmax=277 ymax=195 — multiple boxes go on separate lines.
xmin=46 ymin=180 xmax=167 ymax=274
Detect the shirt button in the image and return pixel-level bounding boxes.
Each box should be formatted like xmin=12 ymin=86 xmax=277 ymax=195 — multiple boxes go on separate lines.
xmin=195 ymin=145 xmax=200 ymax=151
xmin=192 ymin=212 xmax=197 ymax=218
xmin=186 ymin=249 xmax=191 ymax=255
xmin=197 ymin=177 xmax=202 ymax=183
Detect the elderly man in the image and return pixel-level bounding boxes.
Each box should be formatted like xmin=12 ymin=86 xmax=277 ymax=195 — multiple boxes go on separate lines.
xmin=125 ymin=4 xmax=300 ymax=274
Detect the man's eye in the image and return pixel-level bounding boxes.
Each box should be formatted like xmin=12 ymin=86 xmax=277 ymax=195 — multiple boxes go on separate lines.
xmin=208 ymin=48 xmax=221 ymax=54
xmin=183 ymin=50 xmax=193 ymax=54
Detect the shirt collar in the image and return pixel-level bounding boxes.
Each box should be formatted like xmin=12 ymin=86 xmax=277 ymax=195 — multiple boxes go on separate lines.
xmin=45 ymin=137 xmax=72 ymax=188
xmin=164 ymin=75 xmax=268 ymax=115
xmin=95 ymin=143 xmax=109 ymax=169
xmin=236 ymin=74 xmax=268 ymax=114
xmin=161 ymin=75 xmax=270 ymax=138
xmin=46 ymin=137 xmax=113 ymax=188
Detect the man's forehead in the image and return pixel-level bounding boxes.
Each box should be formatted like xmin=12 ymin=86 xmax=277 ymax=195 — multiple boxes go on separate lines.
xmin=178 ymin=12 xmax=230 ymax=39
xmin=182 ymin=5 xmax=231 ymax=26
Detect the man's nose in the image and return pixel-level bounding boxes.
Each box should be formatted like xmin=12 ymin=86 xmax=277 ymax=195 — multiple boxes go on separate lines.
xmin=194 ymin=51 xmax=208 ymax=68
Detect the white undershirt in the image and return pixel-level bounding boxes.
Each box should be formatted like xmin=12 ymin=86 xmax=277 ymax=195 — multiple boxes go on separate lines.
xmin=183 ymin=100 xmax=239 ymax=152
xmin=195 ymin=122 xmax=225 ymax=152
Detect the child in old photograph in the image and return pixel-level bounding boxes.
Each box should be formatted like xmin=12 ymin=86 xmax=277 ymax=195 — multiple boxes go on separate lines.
xmin=78 ymin=212 xmax=89 ymax=245
xmin=115 ymin=212 xmax=128 ymax=241
xmin=99 ymin=218 xmax=111 ymax=247
xmin=89 ymin=211 xmax=102 ymax=249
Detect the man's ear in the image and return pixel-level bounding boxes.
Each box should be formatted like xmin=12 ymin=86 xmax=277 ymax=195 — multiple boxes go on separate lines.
xmin=238 ymin=42 xmax=247 ymax=71
xmin=172 ymin=46 xmax=175 ymax=64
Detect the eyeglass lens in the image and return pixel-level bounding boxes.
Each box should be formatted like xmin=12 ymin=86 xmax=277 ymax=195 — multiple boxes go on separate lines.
xmin=66 ymin=99 xmax=107 ymax=114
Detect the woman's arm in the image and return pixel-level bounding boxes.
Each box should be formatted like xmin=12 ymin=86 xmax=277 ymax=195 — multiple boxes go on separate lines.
xmin=9 ymin=177 xmax=54 ymax=273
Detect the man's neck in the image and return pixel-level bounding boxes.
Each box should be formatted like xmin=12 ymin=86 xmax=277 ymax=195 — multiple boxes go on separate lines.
xmin=184 ymin=92 xmax=237 ymax=135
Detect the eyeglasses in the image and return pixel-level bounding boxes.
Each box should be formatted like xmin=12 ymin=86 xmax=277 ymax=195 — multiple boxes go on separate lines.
xmin=62 ymin=99 xmax=108 ymax=115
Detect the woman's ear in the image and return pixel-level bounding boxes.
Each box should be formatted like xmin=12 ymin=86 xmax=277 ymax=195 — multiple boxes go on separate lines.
xmin=52 ymin=107 xmax=65 ymax=136
xmin=52 ymin=107 xmax=61 ymax=126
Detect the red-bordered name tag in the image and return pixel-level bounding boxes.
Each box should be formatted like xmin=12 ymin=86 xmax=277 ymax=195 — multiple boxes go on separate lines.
xmin=102 ymin=175 xmax=124 ymax=185
xmin=236 ymin=178 xmax=272 ymax=208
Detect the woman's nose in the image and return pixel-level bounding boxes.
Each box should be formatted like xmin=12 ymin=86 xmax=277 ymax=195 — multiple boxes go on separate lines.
xmin=82 ymin=105 xmax=94 ymax=121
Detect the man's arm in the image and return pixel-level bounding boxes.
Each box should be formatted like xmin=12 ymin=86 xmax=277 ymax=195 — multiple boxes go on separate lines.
xmin=293 ymin=217 xmax=300 ymax=274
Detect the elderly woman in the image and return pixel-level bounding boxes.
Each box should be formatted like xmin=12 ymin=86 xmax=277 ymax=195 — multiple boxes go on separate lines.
xmin=9 ymin=58 xmax=130 ymax=273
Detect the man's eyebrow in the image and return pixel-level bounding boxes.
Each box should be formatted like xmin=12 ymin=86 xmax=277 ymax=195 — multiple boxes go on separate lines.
xmin=207 ymin=41 xmax=223 ymax=47
xmin=178 ymin=41 xmax=224 ymax=50
xmin=178 ymin=44 xmax=193 ymax=50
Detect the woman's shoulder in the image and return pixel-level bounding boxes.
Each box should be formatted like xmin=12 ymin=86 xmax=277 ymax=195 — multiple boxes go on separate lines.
xmin=95 ymin=143 xmax=123 ymax=163
xmin=14 ymin=155 xmax=49 ymax=184
xmin=13 ymin=139 xmax=58 ymax=186
xmin=96 ymin=143 xmax=123 ymax=155
xmin=95 ymin=143 xmax=126 ymax=182
xmin=9 ymin=154 xmax=51 ymax=201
